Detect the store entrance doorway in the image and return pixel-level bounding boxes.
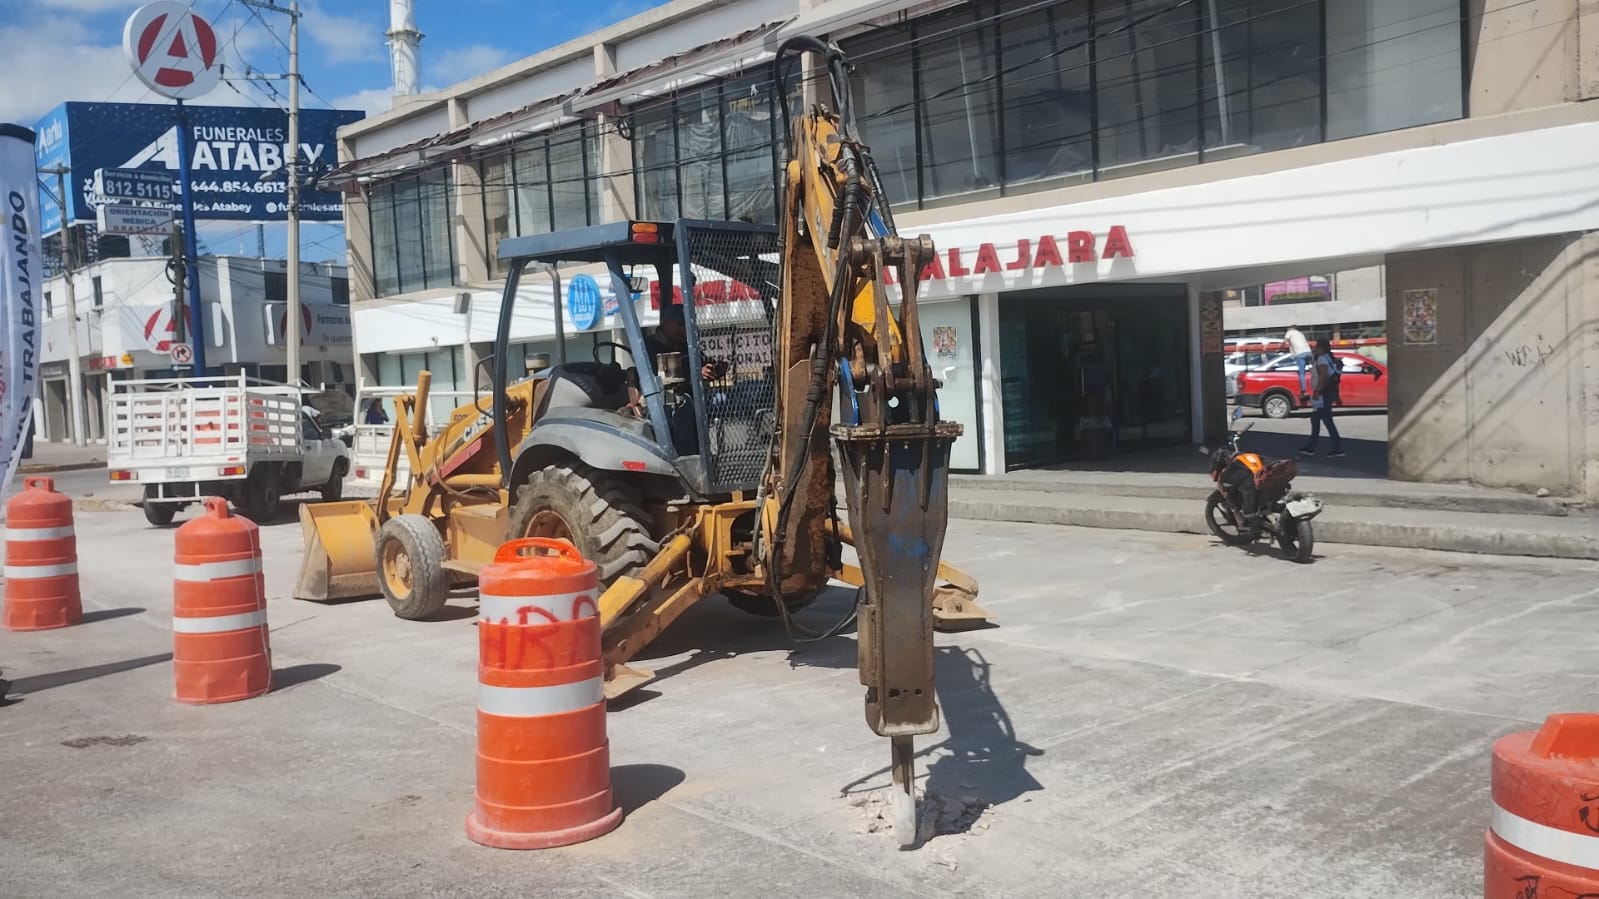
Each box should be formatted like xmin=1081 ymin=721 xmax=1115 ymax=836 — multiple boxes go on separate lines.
xmin=999 ymin=285 xmax=1191 ymax=469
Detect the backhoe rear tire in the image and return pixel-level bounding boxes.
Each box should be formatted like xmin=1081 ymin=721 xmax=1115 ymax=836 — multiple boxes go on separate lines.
xmin=507 ymin=462 xmax=657 ymax=584
xmin=376 ymin=514 xmax=450 ymax=620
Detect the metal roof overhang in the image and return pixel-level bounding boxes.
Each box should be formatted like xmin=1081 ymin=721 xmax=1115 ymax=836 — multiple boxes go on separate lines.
xmin=327 ymin=1 xmax=930 ymax=187
xmin=566 ymin=20 xmax=790 ymax=115
xmin=776 ymin=0 xmax=931 ymax=39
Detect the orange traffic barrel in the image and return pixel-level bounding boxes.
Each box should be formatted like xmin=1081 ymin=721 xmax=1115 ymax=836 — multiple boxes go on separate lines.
xmin=172 ymin=497 xmax=271 ymax=704
xmin=466 ymin=538 xmax=621 ymax=850
xmin=4 ymin=476 xmax=82 ymax=631
xmin=1485 ymin=713 xmax=1599 ymax=897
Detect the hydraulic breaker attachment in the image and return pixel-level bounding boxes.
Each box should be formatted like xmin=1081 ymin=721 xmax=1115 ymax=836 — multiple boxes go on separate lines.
xmin=835 ymin=420 xmax=961 ymax=847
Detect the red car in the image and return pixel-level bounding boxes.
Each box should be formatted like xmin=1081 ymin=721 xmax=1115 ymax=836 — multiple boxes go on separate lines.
xmin=1233 ymin=352 xmax=1388 ymax=419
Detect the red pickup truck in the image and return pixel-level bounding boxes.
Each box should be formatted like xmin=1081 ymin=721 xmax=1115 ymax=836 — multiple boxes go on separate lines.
xmin=1233 ymin=352 xmax=1389 ymax=418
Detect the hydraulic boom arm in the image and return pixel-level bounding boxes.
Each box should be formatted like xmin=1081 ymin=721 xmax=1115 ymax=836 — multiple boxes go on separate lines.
xmin=762 ymin=37 xmax=961 ymax=846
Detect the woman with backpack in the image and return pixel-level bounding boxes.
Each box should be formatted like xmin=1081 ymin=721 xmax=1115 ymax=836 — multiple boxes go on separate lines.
xmin=1299 ymin=339 xmax=1345 ymax=459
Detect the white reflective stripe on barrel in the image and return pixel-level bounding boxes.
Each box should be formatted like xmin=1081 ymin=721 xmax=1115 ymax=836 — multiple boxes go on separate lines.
xmin=171 ymin=609 xmax=267 ymax=634
xmin=1492 ymin=803 xmax=1599 ymax=870
xmin=478 ymin=589 xmax=597 ymax=624
xmin=477 ymin=677 xmax=604 ymax=717
xmin=174 ymin=557 xmax=262 ymax=582
xmin=5 ymin=561 xmax=78 ymax=578
xmin=4 ymin=525 xmax=75 ymax=542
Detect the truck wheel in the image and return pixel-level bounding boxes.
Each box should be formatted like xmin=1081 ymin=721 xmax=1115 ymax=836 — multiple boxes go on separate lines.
xmin=376 ymin=514 xmax=450 ymax=620
xmin=244 ymin=466 xmax=282 ymax=522
xmin=508 ymin=462 xmax=658 ymax=584
xmin=142 ymin=502 xmax=177 ymax=527
xmin=321 ymin=459 xmax=347 ymax=502
xmin=1261 ymin=391 xmax=1294 ymax=419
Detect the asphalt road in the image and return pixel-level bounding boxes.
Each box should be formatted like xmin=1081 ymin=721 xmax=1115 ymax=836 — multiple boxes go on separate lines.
xmin=2 ymin=506 xmax=1593 ymax=897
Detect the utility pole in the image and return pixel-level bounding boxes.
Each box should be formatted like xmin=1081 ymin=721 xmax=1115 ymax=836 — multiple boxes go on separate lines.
xmin=243 ymin=0 xmax=302 ymax=389
xmin=40 ymin=165 xmax=86 ymax=447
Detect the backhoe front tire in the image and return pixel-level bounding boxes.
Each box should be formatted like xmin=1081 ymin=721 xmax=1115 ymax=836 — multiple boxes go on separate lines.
xmin=376 ymin=514 xmax=450 ymax=620
xmin=507 ymin=462 xmax=657 ymax=584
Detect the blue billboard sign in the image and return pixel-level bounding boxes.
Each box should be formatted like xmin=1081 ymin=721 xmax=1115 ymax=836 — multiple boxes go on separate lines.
xmin=31 ymin=102 xmax=364 ymax=235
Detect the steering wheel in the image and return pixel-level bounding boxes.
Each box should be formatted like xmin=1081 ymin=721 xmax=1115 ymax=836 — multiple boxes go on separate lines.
xmin=592 ymin=340 xmax=629 ymax=367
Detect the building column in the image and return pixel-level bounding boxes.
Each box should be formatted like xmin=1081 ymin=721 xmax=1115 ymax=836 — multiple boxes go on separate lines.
xmin=594 ymin=42 xmax=635 ymax=223
xmin=976 ymin=292 xmax=1005 ymax=475
xmin=339 ymin=134 xmax=376 ymax=304
xmin=1194 ymin=283 xmax=1226 ymax=448
xmin=449 ymin=98 xmax=490 ymax=285
xmin=1580 ymin=231 xmax=1599 ymax=502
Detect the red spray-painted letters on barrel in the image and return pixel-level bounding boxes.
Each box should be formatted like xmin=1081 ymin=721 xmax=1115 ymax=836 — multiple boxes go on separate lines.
xmin=465 ymin=537 xmax=621 ymax=850
xmin=1484 ymin=713 xmax=1599 ymax=898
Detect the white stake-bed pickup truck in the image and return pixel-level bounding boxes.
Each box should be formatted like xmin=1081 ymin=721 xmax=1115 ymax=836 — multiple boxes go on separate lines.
xmin=108 ymin=375 xmax=351 ymax=525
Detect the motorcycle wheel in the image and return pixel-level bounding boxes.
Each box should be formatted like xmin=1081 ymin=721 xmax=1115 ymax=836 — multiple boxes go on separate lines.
xmin=1205 ymin=491 xmax=1259 ymax=546
xmin=1278 ymin=517 xmax=1316 ymax=563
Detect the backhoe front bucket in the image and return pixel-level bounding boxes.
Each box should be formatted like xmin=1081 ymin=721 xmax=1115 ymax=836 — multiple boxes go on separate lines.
xmin=293 ymin=500 xmax=383 ymax=602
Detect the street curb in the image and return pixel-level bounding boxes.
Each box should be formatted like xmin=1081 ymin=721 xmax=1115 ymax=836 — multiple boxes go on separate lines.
xmin=17 ymin=462 xmax=105 ymax=475
xmin=949 ymin=475 xmax=1579 ymax=518
xmin=949 ymin=496 xmax=1599 ymax=561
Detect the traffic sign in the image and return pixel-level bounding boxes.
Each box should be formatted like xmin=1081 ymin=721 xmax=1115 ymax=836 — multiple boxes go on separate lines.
xmin=97 ymin=202 xmax=173 ymax=235
xmin=123 ymin=2 xmax=221 ymax=101
xmin=169 ymin=342 xmax=193 ymax=366
xmin=95 ymin=167 xmax=175 ymax=203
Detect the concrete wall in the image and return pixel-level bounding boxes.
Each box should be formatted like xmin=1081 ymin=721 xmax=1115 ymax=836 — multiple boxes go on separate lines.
xmin=1463 ymin=0 xmax=1599 ymax=114
xmin=1387 ymin=232 xmax=1599 ymax=500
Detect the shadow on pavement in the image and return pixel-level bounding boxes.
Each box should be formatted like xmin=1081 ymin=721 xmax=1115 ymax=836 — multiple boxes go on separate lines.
xmin=611 ymin=763 xmax=687 ymax=815
xmin=6 ymin=652 xmax=173 ymax=699
xmin=836 ymin=647 xmax=1043 ymax=840
xmin=270 ymin=662 xmax=342 ymax=692
xmin=80 ymin=607 xmax=146 ymax=624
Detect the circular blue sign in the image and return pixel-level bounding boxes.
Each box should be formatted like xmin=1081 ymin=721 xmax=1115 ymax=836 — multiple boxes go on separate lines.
xmin=567 ymin=274 xmax=602 ymax=330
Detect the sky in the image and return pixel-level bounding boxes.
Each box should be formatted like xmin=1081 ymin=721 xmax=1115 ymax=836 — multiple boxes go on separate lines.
xmin=0 ymin=0 xmax=669 ymax=263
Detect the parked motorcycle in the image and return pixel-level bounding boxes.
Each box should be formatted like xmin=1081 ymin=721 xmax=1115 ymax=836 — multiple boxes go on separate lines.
xmin=1205 ymin=408 xmax=1324 ymax=562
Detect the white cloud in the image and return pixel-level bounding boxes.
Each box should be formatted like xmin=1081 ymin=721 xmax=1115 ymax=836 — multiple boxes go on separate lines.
xmin=332 ymin=87 xmax=393 ymax=118
xmin=0 ymin=10 xmax=277 ymax=124
xmin=302 ymin=4 xmax=384 ymax=65
xmin=431 ymin=45 xmax=515 ymax=86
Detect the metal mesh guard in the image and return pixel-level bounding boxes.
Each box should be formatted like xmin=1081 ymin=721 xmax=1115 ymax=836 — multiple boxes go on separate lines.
xmin=682 ymin=223 xmax=781 ymax=492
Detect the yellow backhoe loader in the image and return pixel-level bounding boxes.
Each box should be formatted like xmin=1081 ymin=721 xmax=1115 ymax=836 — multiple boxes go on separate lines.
xmin=295 ymin=36 xmax=989 ymax=844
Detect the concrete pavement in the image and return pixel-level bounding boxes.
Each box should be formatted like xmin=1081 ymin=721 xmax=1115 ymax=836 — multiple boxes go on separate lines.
xmin=3 ymin=508 xmax=1596 ymax=896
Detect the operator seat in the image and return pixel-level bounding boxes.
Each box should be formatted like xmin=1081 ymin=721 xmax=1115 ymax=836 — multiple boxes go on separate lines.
xmin=534 ymin=362 xmax=630 ymax=417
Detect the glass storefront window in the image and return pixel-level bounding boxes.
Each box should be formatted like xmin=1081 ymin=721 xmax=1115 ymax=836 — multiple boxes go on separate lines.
xmin=1095 ymin=1 xmax=1201 ymax=175
xmin=631 ymin=75 xmax=780 ymax=224
xmin=1326 ymin=0 xmax=1463 ymax=139
xmin=917 ymin=8 xmax=1001 ymax=199
xmin=369 ymin=168 xmax=455 ymax=298
xmin=1204 ymin=0 xmax=1323 ymax=154
xmin=1001 ymin=4 xmax=1093 ymax=186
xmin=844 ymin=0 xmax=1464 ymax=207
xmin=481 ymin=124 xmax=601 ymax=277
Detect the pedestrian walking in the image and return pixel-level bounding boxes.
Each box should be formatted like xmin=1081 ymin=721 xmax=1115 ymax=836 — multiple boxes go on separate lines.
xmin=1284 ymin=324 xmax=1312 ymax=399
xmin=362 ymin=399 xmax=389 ymax=425
xmin=1299 ymin=339 xmax=1344 ymax=458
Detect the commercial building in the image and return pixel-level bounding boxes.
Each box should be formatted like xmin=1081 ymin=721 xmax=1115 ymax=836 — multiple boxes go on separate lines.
xmin=335 ymin=0 xmax=1599 ymax=500
xmin=36 ymin=255 xmax=354 ymax=444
